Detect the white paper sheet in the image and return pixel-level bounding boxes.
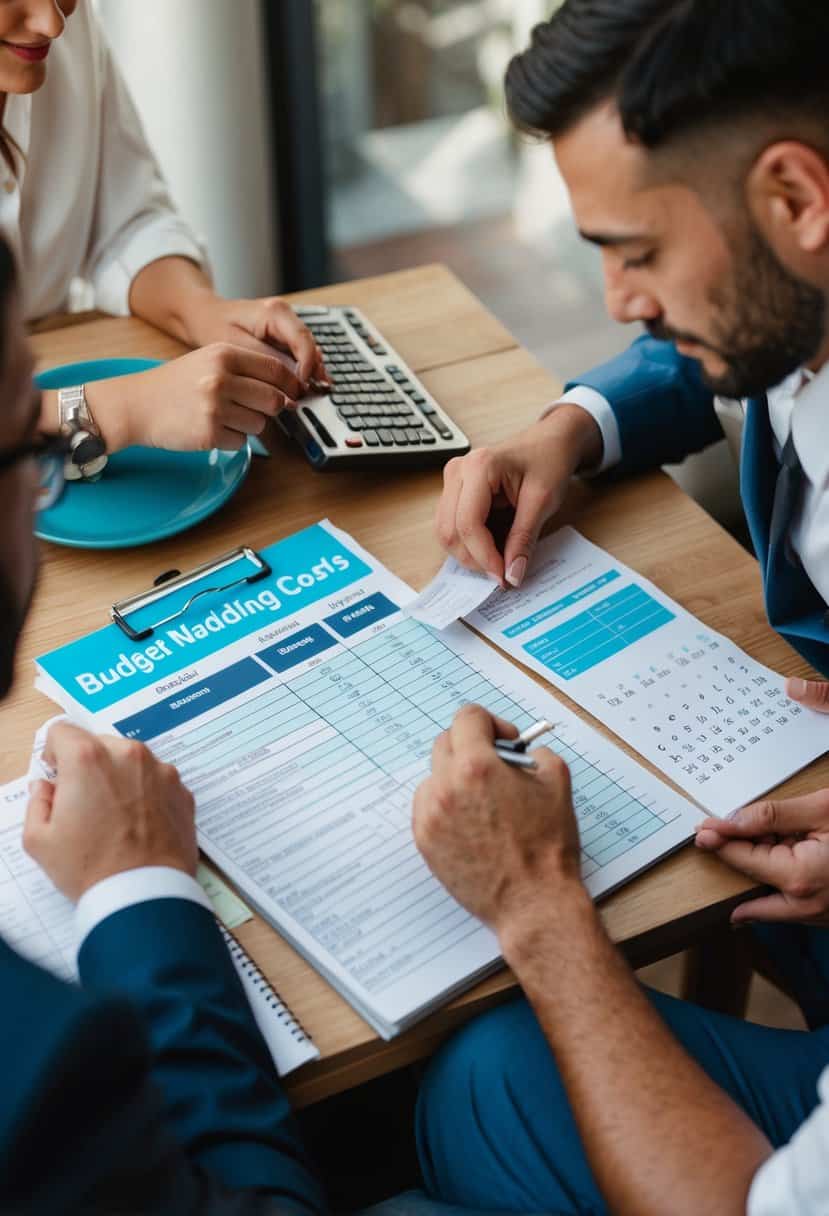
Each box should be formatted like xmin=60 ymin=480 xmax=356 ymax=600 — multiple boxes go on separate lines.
xmin=466 ymin=527 xmax=829 ymax=816
xmin=34 ymin=520 xmax=707 ymax=1037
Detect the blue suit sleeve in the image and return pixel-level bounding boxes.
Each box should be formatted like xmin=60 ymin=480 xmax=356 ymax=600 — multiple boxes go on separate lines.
xmin=78 ymin=898 xmax=325 ymax=1213
xmin=566 ymin=335 xmax=723 ymax=474
xmin=0 ymin=938 xmax=319 ymax=1214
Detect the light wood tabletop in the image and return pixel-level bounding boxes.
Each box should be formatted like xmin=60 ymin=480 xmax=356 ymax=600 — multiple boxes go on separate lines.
xmin=12 ymin=262 xmax=825 ymax=1107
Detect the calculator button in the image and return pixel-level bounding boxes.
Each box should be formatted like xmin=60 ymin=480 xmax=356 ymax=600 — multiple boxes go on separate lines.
xmin=363 ymin=429 xmax=380 ymax=446
xmin=391 ymin=428 xmax=409 ymax=445
xmin=377 ymin=428 xmax=394 ymax=445
xmin=337 ymin=405 xmax=357 ymax=417
xmin=405 ymin=428 xmax=421 ymax=444
xmin=426 ymin=417 xmax=452 ymax=440
xmin=344 ymin=436 xmax=363 ymax=448
xmin=416 ymin=401 xmax=437 ymax=415
xmin=301 ymin=407 xmax=335 ymax=449
xmin=420 ymin=431 xmax=436 ymax=444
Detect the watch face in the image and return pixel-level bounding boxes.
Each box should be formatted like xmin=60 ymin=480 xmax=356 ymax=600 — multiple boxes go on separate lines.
xmin=72 ymin=432 xmax=106 ymax=465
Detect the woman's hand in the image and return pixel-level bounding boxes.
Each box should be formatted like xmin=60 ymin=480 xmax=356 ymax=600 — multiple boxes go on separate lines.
xmin=184 ymin=294 xmax=330 ymax=388
xmin=86 ymin=342 xmax=306 ymax=452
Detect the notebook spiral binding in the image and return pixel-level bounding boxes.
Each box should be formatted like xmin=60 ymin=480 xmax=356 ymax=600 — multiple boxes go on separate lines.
xmin=219 ymin=923 xmax=313 ymax=1044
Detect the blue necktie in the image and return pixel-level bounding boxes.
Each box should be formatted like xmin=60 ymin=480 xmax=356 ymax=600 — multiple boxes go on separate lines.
xmin=767 ymin=432 xmax=804 ymax=572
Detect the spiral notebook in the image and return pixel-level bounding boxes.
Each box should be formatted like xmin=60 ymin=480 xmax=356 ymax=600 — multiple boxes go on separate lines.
xmin=218 ymin=924 xmax=318 ymax=1074
xmin=0 ymin=774 xmax=319 ymax=1077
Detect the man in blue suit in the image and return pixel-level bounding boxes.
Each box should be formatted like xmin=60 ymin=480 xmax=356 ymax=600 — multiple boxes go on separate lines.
xmin=0 ymin=229 xmax=506 ymax=1215
xmin=435 ymin=10 xmax=829 ymax=699
xmin=421 ymin=1 xmax=829 ymax=1214
xmin=0 ymin=238 xmax=327 ymax=1210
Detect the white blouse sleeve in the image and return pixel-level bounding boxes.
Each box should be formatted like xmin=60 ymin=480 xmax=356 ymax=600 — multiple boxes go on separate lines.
xmin=747 ymin=1066 xmax=829 ymax=1215
xmin=83 ymin=11 xmax=209 ymax=316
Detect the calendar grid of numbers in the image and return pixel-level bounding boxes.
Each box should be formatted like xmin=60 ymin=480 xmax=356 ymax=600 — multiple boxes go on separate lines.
xmin=469 ymin=527 xmax=829 ymax=817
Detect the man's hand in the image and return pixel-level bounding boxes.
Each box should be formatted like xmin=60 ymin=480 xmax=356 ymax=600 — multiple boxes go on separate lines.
xmin=87 ymin=343 xmax=309 ymax=453
xmin=785 ymin=676 xmax=829 ymax=712
xmin=185 ymin=294 xmax=329 ymax=388
xmin=696 ymin=789 xmax=829 ymax=924
xmin=413 ymin=704 xmax=582 ymax=932
xmin=434 ymin=405 xmax=602 ymax=587
xmin=24 ymin=722 xmax=197 ymax=903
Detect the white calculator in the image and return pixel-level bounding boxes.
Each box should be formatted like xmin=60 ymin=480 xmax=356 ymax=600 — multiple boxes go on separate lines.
xmin=279 ymin=305 xmax=470 ymax=470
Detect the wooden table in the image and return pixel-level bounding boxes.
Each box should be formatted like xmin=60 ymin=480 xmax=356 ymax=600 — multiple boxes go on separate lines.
xmin=12 ymin=264 xmax=824 ymax=1107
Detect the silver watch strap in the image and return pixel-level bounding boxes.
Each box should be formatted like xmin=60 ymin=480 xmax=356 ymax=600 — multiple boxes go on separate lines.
xmin=57 ymin=385 xmax=108 ymax=481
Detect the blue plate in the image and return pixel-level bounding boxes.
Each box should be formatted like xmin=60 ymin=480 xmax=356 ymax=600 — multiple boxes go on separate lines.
xmin=35 ymin=358 xmax=251 ymax=549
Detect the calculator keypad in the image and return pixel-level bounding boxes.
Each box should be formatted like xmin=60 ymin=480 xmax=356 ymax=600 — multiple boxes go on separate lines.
xmin=303 ymin=317 xmax=453 ymax=448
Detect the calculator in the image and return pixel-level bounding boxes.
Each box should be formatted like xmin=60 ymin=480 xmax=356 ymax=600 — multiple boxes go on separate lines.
xmin=278 ymin=305 xmax=470 ymax=470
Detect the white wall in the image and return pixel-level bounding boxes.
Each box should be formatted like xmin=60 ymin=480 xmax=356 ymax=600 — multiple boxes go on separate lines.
xmin=94 ymin=0 xmax=281 ymax=298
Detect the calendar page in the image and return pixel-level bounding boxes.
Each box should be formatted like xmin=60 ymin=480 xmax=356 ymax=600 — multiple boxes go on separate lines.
xmin=467 ymin=527 xmax=829 ymax=817
xmin=34 ymin=521 xmax=705 ymax=1037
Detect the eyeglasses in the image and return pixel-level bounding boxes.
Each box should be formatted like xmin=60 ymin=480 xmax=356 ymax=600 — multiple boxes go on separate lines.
xmin=0 ymin=431 xmax=71 ymax=511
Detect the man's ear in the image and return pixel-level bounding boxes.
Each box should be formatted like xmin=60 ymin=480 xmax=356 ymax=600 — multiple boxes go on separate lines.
xmin=747 ymin=141 xmax=829 ymax=255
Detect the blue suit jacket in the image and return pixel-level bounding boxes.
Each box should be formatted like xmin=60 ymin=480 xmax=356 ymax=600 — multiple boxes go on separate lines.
xmin=570 ymin=336 xmax=829 ymax=676
xmin=0 ymin=898 xmax=325 ymax=1214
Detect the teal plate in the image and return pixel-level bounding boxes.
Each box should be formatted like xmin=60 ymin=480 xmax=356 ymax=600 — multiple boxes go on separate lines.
xmin=35 ymin=358 xmax=251 ymax=550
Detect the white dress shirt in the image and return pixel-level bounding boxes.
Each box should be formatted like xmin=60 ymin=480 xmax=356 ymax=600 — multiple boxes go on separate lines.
xmin=748 ymin=1066 xmax=829 ymax=1215
xmin=555 ymin=362 xmax=829 ymax=607
xmin=1 ymin=0 xmax=205 ymax=321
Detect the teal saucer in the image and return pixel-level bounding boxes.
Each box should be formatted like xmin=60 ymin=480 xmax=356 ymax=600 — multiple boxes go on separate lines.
xmin=35 ymin=358 xmax=251 ymax=549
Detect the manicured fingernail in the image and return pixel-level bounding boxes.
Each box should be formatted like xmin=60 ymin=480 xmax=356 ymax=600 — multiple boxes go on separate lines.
xmin=506 ymin=557 xmax=527 ymax=588
xmin=786 ymin=677 xmax=807 ymax=700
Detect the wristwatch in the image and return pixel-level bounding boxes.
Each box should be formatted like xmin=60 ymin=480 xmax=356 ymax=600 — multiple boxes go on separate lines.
xmin=57 ymin=385 xmax=108 ymax=481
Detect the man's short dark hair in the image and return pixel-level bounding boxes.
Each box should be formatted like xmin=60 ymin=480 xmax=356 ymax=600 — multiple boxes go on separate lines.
xmin=506 ymin=0 xmax=829 ymax=149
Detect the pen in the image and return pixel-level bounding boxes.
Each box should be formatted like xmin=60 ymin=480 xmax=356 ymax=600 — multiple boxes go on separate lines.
xmin=493 ymin=719 xmax=557 ymax=771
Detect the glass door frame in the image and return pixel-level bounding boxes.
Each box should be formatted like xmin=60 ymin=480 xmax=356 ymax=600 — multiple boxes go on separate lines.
xmin=263 ymin=0 xmax=331 ymax=290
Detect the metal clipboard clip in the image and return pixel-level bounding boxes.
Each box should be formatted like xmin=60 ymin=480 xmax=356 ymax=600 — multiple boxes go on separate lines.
xmin=111 ymin=546 xmax=272 ymax=642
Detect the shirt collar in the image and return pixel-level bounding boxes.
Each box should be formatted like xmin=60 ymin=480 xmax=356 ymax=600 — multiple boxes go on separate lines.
xmin=773 ymin=362 xmax=829 ymax=488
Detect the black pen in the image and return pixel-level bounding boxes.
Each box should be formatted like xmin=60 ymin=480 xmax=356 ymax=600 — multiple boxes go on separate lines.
xmin=493 ymin=719 xmax=557 ymax=771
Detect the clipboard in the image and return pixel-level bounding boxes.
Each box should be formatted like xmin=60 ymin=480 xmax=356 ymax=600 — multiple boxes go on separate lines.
xmin=111 ymin=546 xmax=271 ymax=642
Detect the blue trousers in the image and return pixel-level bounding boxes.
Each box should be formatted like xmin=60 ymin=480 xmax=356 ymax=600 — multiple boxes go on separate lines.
xmin=415 ymin=926 xmax=829 ymax=1214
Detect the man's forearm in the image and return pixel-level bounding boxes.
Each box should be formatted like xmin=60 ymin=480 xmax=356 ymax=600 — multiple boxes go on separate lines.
xmin=128 ymin=256 xmax=216 ymax=347
xmin=499 ymin=886 xmax=771 ymax=1216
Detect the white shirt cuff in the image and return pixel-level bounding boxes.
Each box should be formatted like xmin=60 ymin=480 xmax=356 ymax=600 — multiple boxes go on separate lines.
xmin=75 ymin=866 xmax=210 ymax=958
xmin=540 ymin=385 xmax=622 ymax=474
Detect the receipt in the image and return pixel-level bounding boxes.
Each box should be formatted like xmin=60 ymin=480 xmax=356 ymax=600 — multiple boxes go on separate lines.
xmin=406 ymin=557 xmax=498 ymax=630
xmin=27 ymin=714 xmax=68 ymax=783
